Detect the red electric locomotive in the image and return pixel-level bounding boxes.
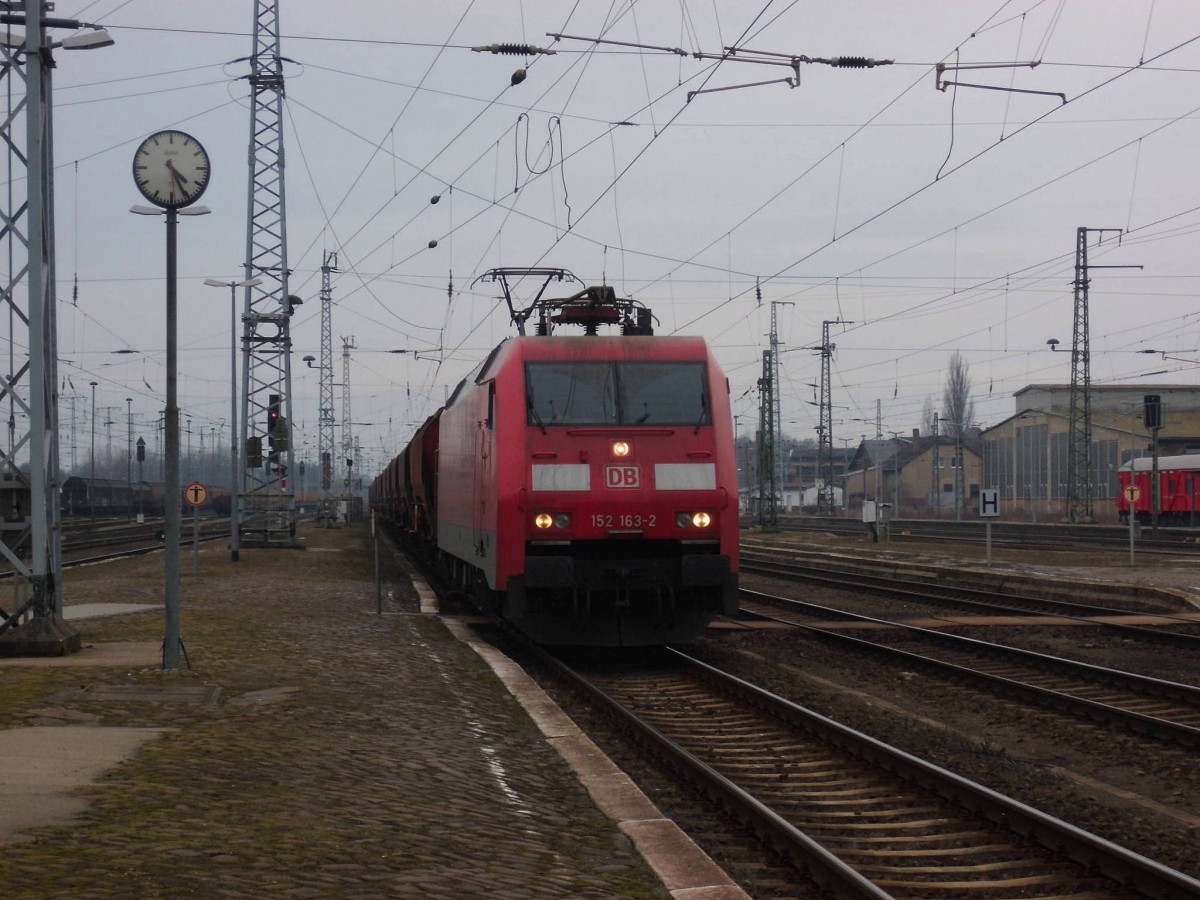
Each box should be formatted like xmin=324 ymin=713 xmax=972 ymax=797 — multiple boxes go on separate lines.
xmin=1118 ymin=453 xmax=1200 ymax=526
xmin=372 ymin=282 xmax=739 ymax=646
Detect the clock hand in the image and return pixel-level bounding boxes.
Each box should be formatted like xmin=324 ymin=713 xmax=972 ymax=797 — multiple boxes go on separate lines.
xmin=165 ymin=159 xmax=189 ymax=190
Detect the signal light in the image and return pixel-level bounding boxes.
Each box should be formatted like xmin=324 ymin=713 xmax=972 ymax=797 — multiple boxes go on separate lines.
xmin=268 ymin=394 xmax=281 ymax=448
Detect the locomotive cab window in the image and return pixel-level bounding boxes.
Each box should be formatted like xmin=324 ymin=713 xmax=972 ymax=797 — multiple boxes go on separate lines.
xmin=525 ymin=361 xmax=709 ymax=427
xmin=526 ymin=362 xmax=616 ymax=425
xmin=618 ymin=361 xmax=708 ymax=426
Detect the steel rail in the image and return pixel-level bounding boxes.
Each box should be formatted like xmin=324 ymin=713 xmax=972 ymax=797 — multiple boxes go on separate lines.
xmin=670 ymin=648 xmax=1200 ymax=898
xmin=740 ymin=549 xmax=1200 ymax=648
xmin=740 ymin=589 xmax=1200 ymax=747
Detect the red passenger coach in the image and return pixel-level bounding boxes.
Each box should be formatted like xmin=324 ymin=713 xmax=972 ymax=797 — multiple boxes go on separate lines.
xmin=1118 ymin=453 xmax=1200 ymax=526
xmin=373 ymin=282 xmax=739 ymax=646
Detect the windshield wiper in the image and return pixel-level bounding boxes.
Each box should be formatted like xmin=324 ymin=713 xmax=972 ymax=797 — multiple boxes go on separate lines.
xmin=527 ymin=396 xmax=546 ymax=435
xmin=693 ymin=393 xmax=709 ymax=434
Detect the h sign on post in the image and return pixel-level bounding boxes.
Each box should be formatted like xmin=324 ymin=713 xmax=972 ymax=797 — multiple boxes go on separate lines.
xmin=979 ymin=489 xmax=1000 ymax=518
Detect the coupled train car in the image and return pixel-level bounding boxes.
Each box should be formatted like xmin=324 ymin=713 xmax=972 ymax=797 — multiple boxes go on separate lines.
xmin=1118 ymin=454 xmax=1200 ymax=526
xmin=60 ymin=476 xmax=232 ymax=518
xmin=371 ymin=284 xmax=739 ymax=646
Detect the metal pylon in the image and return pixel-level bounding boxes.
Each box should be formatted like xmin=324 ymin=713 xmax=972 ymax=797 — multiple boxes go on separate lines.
xmin=340 ymin=335 xmax=356 ymax=501
xmin=756 ymin=350 xmax=775 ymax=527
xmin=1065 ymin=226 xmax=1129 ymax=524
xmin=0 ymin=2 xmax=80 ymax=655
xmin=318 ymin=252 xmax=336 ymax=523
xmin=239 ymin=0 xmax=298 ymax=546
xmin=815 ymin=319 xmax=850 ymax=514
xmin=769 ymin=300 xmax=792 ymax=517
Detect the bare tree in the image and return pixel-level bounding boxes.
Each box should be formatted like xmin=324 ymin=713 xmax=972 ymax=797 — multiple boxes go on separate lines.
xmin=941 ymin=351 xmax=975 ymax=437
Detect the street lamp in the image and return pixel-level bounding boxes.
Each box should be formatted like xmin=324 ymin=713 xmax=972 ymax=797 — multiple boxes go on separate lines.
xmin=204 ymin=276 xmax=262 ymax=563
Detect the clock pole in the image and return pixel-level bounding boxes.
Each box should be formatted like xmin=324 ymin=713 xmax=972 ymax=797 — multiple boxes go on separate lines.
xmin=163 ymin=207 xmax=182 ymax=669
xmin=131 ymin=128 xmax=209 ymax=669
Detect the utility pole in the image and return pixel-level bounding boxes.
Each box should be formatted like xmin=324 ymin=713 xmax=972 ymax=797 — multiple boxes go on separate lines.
xmin=239 ymin=0 xmax=300 ymax=546
xmin=931 ymin=412 xmax=940 ymax=515
xmin=341 ymin=335 xmax=356 ymax=510
xmin=756 ymin=350 xmax=775 ymax=527
xmin=1064 ymin=227 xmax=1140 ymax=524
xmin=318 ymin=252 xmax=337 ymax=525
xmin=814 ymin=319 xmax=850 ymax=514
xmin=769 ymin=301 xmax=793 ymax=515
xmin=874 ymin=398 xmax=882 ymax=509
xmin=954 ymin=423 xmax=964 ymax=521
xmin=126 ymin=398 xmax=133 ymax=494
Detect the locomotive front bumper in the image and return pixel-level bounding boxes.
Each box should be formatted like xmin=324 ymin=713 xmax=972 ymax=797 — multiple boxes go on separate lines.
xmin=524 ymin=551 xmax=737 ymax=614
xmin=525 ymin=553 xmax=729 ymax=588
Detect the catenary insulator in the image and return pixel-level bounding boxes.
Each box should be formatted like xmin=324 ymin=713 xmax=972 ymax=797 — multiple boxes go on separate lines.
xmin=829 ymin=56 xmax=891 ymax=68
xmin=472 ymin=43 xmax=556 ymax=55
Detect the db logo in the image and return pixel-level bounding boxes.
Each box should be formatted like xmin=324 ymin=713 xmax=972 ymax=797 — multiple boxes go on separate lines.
xmin=605 ymin=465 xmax=640 ymax=488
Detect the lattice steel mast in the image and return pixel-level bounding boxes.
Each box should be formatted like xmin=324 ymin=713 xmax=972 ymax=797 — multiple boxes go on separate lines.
xmin=756 ymin=350 xmax=775 ymax=527
xmin=318 ymin=252 xmax=336 ymax=522
xmin=1063 ymin=226 xmax=1137 ymax=524
xmin=0 ymin=2 xmax=100 ymax=654
xmin=239 ymin=0 xmax=298 ymax=546
xmin=340 ymin=336 xmax=355 ymax=499
xmin=814 ymin=319 xmax=849 ymax=514
xmin=769 ymin=300 xmax=792 ymax=519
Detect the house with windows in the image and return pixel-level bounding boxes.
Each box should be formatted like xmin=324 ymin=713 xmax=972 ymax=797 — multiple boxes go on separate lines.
xmin=843 ymin=430 xmax=982 ymax=517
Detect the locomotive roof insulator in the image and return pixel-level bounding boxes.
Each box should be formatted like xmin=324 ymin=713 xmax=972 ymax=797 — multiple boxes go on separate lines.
xmin=536 ymin=284 xmax=655 ymax=337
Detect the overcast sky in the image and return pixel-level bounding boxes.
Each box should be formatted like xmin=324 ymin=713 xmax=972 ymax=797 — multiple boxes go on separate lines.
xmin=35 ymin=0 xmax=1200 ymax=473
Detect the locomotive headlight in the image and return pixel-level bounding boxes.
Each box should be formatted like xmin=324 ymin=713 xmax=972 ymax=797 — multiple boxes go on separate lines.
xmin=534 ymin=512 xmax=571 ymax=530
xmin=692 ymin=511 xmax=712 ymax=528
xmin=554 ymin=512 xmax=571 ymax=529
xmin=612 ymin=440 xmax=630 ymax=457
xmin=534 ymin=513 xmax=554 ymax=529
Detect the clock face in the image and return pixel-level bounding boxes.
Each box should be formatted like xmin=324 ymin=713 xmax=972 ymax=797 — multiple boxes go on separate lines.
xmin=132 ymin=130 xmax=211 ymax=209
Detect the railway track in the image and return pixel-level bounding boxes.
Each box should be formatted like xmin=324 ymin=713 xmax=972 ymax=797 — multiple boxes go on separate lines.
xmin=738 ymin=587 xmax=1200 ymax=749
xmin=770 ymin=516 xmax=1200 ymax=556
xmin=545 ymin=646 xmax=1199 ymax=898
xmin=740 ymin=547 xmax=1200 ymax=648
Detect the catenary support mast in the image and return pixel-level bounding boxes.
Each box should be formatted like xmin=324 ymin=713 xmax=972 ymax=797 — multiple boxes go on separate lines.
xmin=756 ymin=350 xmax=775 ymax=527
xmin=815 ymin=319 xmax=849 ymax=514
xmin=1064 ymin=227 xmax=1137 ymax=524
xmin=0 ymin=1 xmax=83 ymax=654
xmin=239 ymin=0 xmax=299 ymax=545
xmin=340 ymin=336 xmax=356 ymax=503
xmin=318 ymin=252 xmax=337 ymax=523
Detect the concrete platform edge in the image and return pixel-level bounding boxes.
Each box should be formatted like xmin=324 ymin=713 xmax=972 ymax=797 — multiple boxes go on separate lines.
xmin=441 ymin=617 xmax=749 ymax=899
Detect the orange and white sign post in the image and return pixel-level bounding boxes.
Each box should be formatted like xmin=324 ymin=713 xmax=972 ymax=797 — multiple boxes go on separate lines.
xmin=184 ymin=481 xmax=208 ymax=575
xmin=1123 ymin=484 xmax=1141 ymax=565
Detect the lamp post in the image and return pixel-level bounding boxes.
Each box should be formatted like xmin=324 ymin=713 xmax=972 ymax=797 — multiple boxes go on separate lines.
xmin=204 ymin=276 xmax=261 ymax=562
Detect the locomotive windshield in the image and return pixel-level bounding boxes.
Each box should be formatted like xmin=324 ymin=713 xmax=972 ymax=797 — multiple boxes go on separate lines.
xmin=526 ymin=361 xmax=709 ymax=426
